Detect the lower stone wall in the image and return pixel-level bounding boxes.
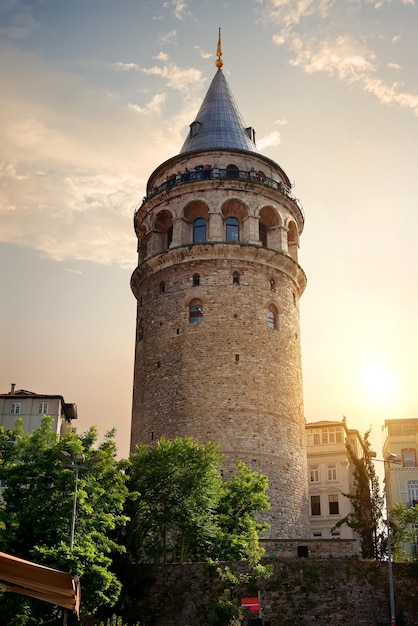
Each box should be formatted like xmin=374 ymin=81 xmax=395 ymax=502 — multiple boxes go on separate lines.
xmin=111 ymin=559 xmax=418 ymax=626
xmin=260 ymin=538 xmax=358 ymax=559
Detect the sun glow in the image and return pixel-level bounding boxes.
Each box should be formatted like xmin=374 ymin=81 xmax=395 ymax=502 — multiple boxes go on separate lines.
xmin=360 ymin=363 xmax=400 ymax=407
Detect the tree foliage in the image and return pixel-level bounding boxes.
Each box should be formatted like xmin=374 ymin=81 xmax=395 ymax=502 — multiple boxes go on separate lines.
xmin=390 ymin=503 xmax=418 ymax=561
xmin=122 ymin=438 xmax=270 ymax=565
xmin=333 ymin=429 xmax=384 ymax=559
xmin=0 ymin=417 xmax=129 ymax=623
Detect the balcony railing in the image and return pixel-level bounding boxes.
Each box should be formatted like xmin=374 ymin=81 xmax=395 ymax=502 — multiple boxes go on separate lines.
xmin=140 ymin=167 xmax=304 ymax=218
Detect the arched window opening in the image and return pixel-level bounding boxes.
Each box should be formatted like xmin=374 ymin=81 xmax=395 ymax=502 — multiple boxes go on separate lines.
xmin=259 ymin=223 xmax=268 ymax=247
xmin=267 ymin=308 xmax=276 ymax=329
xmin=193 ymin=218 xmax=206 ymax=243
xmin=193 ymin=273 xmax=200 ymax=287
xmin=226 ymin=164 xmax=239 ymax=179
xmin=226 ymin=217 xmax=239 ymax=242
xmin=232 ymin=272 xmax=240 ymax=286
xmin=159 ymin=281 xmax=165 ymax=294
xmin=189 ymin=304 xmax=203 ymax=324
xmin=287 ymin=221 xmax=298 ymax=261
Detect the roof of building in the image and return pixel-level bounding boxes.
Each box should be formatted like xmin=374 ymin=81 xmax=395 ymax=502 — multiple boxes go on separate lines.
xmin=180 ymin=64 xmax=257 ymax=155
xmin=0 ymin=388 xmax=77 ymax=421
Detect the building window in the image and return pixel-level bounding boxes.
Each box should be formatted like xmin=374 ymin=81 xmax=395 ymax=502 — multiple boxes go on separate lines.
xmin=38 ymin=402 xmax=48 ymax=415
xmin=308 ymin=427 xmax=344 ymax=446
xmin=270 ymin=278 xmax=275 ymax=291
xmin=311 ymin=495 xmax=321 ymax=516
xmin=193 ymin=273 xmax=200 ymax=287
xmin=407 ymin=480 xmax=418 ymax=506
xmin=159 ymin=281 xmax=165 ymax=294
xmin=193 ymin=218 xmax=206 ymax=243
xmin=327 ymin=465 xmax=337 ymax=481
xmin=189 ymin=304 xmax=203 ymax=324
xmin=232 ymin=272 xmax=240 ymax=286
xmin=309 ymin=467 xmax=319 ymax=482
xmin=267 ymin=308 xmax=276 ymax=329
xmin=322 ymin=427 xmax=343 ymax=444
xmin=259 ymin=222 xmax=268 ymax=247
xmin=313 ymin=532 xmax=322 ymax=538
xmin=329 ymin=494 xmax=339 ymax=515
xmin=226 ymin=217 xmax=239 ymax=242
xmin=402 ymin=449 xmax=416 ymax=468
xmin=10 ymin=403 xmax=21 ymax=415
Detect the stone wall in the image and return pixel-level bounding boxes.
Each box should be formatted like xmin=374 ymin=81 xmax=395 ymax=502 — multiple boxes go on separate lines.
xmin=115 ymin=558 xmax=418 ymax=626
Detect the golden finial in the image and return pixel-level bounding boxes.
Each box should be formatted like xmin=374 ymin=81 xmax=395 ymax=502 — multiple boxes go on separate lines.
xmin=215 ymin=27 xmax=223 ymax=69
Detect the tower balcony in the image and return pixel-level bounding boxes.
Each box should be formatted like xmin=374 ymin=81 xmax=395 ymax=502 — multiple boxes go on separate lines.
xmin=137 ymin=166 xmax=304 ymax=222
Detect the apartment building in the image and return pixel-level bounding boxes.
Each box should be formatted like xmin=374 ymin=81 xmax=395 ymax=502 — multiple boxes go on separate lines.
xmin=382 ymin=418 xmax=418 ymax=509
xmin=0 ymin=384 xmax=77 ymax=437
xmin=306 ymin=419 xmax=369 ymax=541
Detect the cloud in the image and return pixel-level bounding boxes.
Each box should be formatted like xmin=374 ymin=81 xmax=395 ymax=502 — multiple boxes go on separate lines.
xmin=261 ymin=0 xmax=418 ymax=115
xmin=156 ymin=29 xmax=177 ymax=46
xmin=257 ymin=130 xmax=281 ymax=150
xmin=0 ymin=43 xmax=197 ymax=267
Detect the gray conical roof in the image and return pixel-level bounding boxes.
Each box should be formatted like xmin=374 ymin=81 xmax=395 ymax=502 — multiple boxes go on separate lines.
xmin=180 ymin=69 xmax=257 ymax=154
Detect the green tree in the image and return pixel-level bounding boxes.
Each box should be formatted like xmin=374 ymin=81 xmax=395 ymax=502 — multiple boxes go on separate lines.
xmin=333 ymin=429 xmax=384 ymax=559
xmin=390 ymin=503 xmax=418 ymax=561
xmin=124 ymin=437 xmax=223 ymax=564
xmin=213 ymin=460 xmax=270 ymax=563
xmin=122 ymin=438 xmax=270 ymax=565
xmin=0 ymin=417 xmax=128 ymax=624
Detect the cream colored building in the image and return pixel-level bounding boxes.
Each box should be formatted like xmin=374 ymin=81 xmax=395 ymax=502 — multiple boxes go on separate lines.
xmin=0 ymin=384 xmax=77 ymax=437
xmin=382 ymin=418 xmax=418 ymax=509
xmin=306 ymin=419 xmax=369 ymax=541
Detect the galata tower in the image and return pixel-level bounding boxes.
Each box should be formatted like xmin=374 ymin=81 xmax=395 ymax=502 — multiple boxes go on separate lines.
xmin=131 ymin=34 xmax=308 ymax=537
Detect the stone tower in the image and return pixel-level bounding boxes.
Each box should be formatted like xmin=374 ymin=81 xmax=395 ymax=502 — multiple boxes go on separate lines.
xmin=131 ymin=38 xmax=308 ymax=537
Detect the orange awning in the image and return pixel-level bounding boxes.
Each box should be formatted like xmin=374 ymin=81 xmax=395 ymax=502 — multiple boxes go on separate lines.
xmin=0 ymin=551 xmax=80 ymax=616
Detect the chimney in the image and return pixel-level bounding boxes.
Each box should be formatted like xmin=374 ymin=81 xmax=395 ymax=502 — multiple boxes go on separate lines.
xmin=10 ymin=383 xmax=15 ymax=394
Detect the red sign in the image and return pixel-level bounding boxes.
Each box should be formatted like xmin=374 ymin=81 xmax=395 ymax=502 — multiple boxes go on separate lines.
xmin=241 ymin=597 xmax=259 ymax=611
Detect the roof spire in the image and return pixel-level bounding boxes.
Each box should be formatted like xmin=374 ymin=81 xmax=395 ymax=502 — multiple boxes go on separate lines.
xmin=215 ymin=27 xmax=223 ymax=69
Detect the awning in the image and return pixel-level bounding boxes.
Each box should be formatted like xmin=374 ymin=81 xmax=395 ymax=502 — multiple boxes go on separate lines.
xmin=0 ymin=551 xmax=80 ymax=616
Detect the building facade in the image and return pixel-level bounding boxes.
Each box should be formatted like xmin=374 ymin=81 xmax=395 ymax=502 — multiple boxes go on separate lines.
xmin=0 ymin=384 xmax=77 ymax=437
xmin=382 ymin=418 xmax=418 ymax=509
xmin=306 ymin=419 xmax=369 ymax=542
xmin=130 ymin=42 xmax=309 ymax=537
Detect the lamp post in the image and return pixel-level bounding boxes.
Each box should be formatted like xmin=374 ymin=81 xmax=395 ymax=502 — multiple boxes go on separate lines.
xmin=373 ymin=453 xmax=401 ymax=626
xmin=58 ymin=451 xmax=100 ymax=550
xmin=58 ymin=451 xmax=100 ymax=626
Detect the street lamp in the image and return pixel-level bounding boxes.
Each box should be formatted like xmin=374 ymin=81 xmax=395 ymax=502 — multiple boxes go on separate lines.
xmin=373 ymin=453 xmax=401 ymax=626
xmin=58 ymin=452 xmax=99 ymax=626
xmin=57 ymin=451 xmax=100 ymax=551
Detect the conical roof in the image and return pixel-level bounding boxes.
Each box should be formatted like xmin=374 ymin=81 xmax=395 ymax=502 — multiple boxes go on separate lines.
xmin=180 ymin=68 xmax=257 ymax=154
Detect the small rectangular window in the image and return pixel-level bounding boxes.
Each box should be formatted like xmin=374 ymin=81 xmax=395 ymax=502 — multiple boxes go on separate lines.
xmin=403 ymin=450 xmax=416 ymax=468
xmin=311 ymin=495 xmax=321 ymax=516
xmin=327 ymin=465 xmax=337 ymax=481
xmin=10 ymin=403 xmax=21 ymax=415
xmin=309 ymin=467 xmax=319 ymax=482
xmin=38 ymin=402 xmax=48 ymax=415
xmin=329 ymin=494 xmax=339 ymax=515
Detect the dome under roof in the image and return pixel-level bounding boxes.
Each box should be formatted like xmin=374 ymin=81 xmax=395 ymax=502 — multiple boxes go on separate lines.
xmin=180 ymin=68 xmax=257 ymax=154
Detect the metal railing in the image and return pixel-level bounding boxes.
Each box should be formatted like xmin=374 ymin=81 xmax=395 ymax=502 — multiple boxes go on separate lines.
xmin=140 ymin=167 xmax=304 ymax=218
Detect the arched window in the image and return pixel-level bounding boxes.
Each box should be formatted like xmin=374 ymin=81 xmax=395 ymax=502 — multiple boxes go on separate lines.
xmin=226 ymin=164 xmax=239 ymax=179
xmin=193 ymin=218 xmax=206 ymax=243
xmin=232 ymin=272 xmax=240 ymax=286
xmin=267 ymin=308 xmax=276 ymax=329
xmin=189 ymin=304 xmax=203 ymax=324
xmin=159 ymin=281 xmax=165 ymax=294
xmin=226 ymin=217 xmax=239 ymax=242
xmin=193 ymin=273 xmax=200 ymax=287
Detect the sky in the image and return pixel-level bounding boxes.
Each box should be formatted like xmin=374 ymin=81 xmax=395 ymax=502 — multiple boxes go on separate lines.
xmin=1 ymin=0 xmax=417 ymax=462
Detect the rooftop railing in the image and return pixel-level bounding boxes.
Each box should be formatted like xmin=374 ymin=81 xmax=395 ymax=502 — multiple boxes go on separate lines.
xmin=139 ymin=167 xmax=304 ymax=219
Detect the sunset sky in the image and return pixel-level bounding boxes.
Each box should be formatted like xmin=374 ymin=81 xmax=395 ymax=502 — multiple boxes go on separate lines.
xmin=1 ymin=0 xmax=417 ymax=461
